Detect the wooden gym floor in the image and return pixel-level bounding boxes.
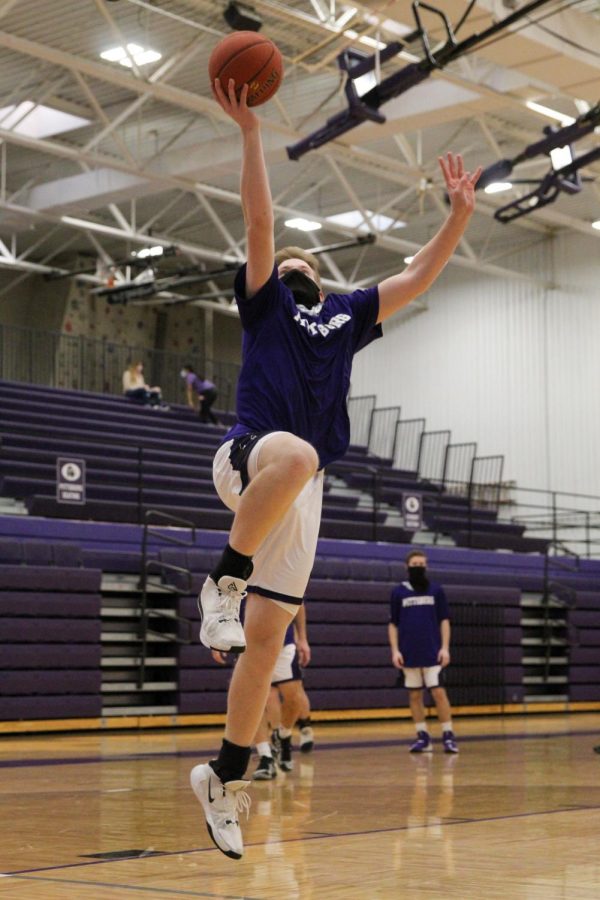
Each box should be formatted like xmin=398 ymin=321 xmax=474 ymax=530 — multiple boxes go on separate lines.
xmin=1 ymin=713 xmax=599 ymax=899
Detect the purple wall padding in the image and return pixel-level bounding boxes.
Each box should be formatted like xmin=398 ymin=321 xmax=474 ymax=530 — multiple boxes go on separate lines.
xmin=1 ymin=645 xmax=102 ymax=669
xmin=0 ymin=671 xmax=101 ymax=695
xmin=0 ymin=592 xmax=100 ymax=616
xmin=177 ymin=692 xmax=227 ymax=714
xmin=0 ymin=696 xmax=102 ymax=719
xmin=0 ymin=539 xmax=23 ymax=563
xmin=0 ymin=566 xmax=101 ymax=591
xmin=571 ymin=610 xmax=600 ymax=627
xmin=569 ymin=647 xmax=600 ymax=664
xmin=1 ymin=619 xmax=100 ymax=642
xmin=570 ymin=684 xmax=600 ymax=701
xmin=568 ymin=667 xmax=600 ymax=683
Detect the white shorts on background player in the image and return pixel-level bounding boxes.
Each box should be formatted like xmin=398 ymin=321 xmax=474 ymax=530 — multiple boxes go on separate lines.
xmin=403 ymin=665 xmax=442 ymax=689
xmin=271 ymin=642 xmax=299 ymax=684
xmin=213 ymin=432 xmax=323 ymax=615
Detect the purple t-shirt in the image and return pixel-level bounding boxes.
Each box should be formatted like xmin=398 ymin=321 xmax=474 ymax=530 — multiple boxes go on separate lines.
xmin=226 ymin=264 xmax=382 ymax=468
xmin=186 ymin=372 xmax=215 ymax=394
xmin=389 ymin=581 xmax=450 ymax=668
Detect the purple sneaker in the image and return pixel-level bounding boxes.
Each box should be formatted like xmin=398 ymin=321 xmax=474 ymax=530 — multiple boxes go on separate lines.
xmin=409 ymin=731 xmax=432 ymax=753
xmin=442 ymin=731 xmax=459 ymax=754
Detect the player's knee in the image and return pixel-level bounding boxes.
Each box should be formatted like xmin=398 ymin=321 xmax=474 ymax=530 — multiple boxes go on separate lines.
xmin=283 ymin=442 xmax=318 ymax=483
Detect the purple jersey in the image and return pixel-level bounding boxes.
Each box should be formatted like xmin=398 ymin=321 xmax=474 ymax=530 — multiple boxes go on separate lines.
xmin=225 ymin=264 xmax=382 ymax=468
xmin=186 ymin=372 xmax=215 ymax=394
xmin=389 ymin=581 xmax=450 ymax=668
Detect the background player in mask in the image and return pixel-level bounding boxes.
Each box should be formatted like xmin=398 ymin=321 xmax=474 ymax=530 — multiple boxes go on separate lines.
xmin=388 ymin=550 xmax=458 ymax=754
xmin=191 ymin=77 xmax=478 ymax=860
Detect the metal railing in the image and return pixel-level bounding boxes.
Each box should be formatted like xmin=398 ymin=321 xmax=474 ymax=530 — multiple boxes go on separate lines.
xmin=325 ymin=464 xmax=600 ymax=558
xmin=347 ymin=394 xmax=376 ymax=447
xmin=0 ymin=322 xmax=240 ymax=412
xmin=137 ymin=510 xmax=197 ymax=689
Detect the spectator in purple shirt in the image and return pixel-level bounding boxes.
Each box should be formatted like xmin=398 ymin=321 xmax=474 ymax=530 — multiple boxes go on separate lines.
xmin=180 ymin=365 xmax=219 ymax=424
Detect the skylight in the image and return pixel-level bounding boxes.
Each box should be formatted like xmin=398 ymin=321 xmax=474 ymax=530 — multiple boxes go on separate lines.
xmin=100 ymin=43 xmax=162 ymax=68
xmin=326 ymin=209 xmax=406 ymax=233
xmin=284 ymin=218 xmax=322 ymax=232
xmin=0 ymin=102 xmax=91 ymax=139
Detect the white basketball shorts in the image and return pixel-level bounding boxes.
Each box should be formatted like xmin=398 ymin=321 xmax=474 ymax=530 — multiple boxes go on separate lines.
xmin=403 ymin=665 xmax=442 ymax=689
xmin=212 ymin=432 xmax=324 ymax=614
xmin=271 ymin=642 xmax=302 ymax=685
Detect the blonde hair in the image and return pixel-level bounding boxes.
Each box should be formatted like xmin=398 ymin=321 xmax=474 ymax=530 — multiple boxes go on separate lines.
xmin=127 ymin=361 xmax=142 ymax=375
xmin=275 ymin=246 xmax=322 ymax=287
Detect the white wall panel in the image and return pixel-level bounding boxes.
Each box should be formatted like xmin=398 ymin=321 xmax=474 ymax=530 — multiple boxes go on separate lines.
xmin=351 ymin=233 xmax=600 ymax=498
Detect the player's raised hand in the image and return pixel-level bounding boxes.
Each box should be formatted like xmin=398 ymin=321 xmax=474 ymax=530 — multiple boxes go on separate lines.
xmin=438 ymin=152 xmax=482 ymax=218
xmin=213 ymin=78 xmax=259 ymax=131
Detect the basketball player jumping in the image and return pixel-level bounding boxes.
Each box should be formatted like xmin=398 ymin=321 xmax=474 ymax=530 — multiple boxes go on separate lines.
xmin=190 ymin=77 xmax=481 ymax=859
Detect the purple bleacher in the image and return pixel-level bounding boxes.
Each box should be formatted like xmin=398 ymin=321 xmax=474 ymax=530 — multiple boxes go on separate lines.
xmin=2 ymin=619 xmax=100 ymax=641
xmin=23 ymin=540 xmax=54 ymax=566
xmin=2 ymin=381 xmax=600 ymax=722
xmin=569 ymin=666 xmax=600 ymax=682
xmin=2 ymin=645 xmax=102 ymax=668
xmin=570 ymin=685 xmax=600 ymax=701
xmin=27 ymin=495 xmax=235 ymax=530
xmin=0 ymin=592 xmax=99 ymax=617
xmin=0 ymin=671 xmax=101 ymax=695
xmin=0 ymin=539 xmax=23 ymax=563
xmin=453 ymin=530 xmax=549 ymax=554
xmin=52 ymin=542 xmax=83 ymax=567
xmin=0 ymin=564 xmax=101 ymax=591
xmin=425 ymin=515 xmax=525 ymax=537
xmin=570 ymin=647 xmax=600 ymax=664
xmin=0 ymin=697 xmax=101 ymax=718
xmin=177 ymin=692 xmax=228 ymax=714
xmin=0 ymin=511 xmax=103 ymax=721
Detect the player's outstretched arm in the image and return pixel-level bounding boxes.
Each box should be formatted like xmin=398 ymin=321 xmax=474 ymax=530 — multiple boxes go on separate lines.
xmin=213 ymin=78 xmax=274 ymax=299
xmin=377 ymin=153 xmax=482 ymax=324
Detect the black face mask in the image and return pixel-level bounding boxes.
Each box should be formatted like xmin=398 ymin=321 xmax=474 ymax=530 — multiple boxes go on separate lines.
xmin=280 ymin=269 xmax=321 ymax=308
xmin=408 ymin=565 xmax=429 ymax=591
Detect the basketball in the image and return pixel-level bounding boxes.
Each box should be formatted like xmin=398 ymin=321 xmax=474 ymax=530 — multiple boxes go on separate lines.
xmin=208 ymin=32 xmax=283 ymax=107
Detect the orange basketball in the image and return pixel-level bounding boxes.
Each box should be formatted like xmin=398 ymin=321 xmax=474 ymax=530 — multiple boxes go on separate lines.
xmin=208 ymin=32 xmax=283 ymax=107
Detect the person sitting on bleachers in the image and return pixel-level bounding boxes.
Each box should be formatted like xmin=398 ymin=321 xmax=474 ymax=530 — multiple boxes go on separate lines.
xmin=122 ymin=361 xmax=163 ymax=408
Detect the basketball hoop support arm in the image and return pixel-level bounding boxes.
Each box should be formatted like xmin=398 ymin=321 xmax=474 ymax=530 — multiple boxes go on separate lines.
xmin=286 ymin=0 xmax=555 ymax=160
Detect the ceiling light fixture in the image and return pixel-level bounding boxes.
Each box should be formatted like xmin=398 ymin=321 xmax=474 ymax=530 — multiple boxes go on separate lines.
xmin=592 ymin=220 xmax=600 ymax=230
xmin=135 ymin=245 xmax=165 ymax=259
xmin=284 ymin=218 xmax=322 ymax=232
xmin=484 ymin=182 xmax=513 ymax=194
xmin=100 ymin=43 xmax=162 ymax=67
xmin=525 ymin=101 xmax=575 ymax=127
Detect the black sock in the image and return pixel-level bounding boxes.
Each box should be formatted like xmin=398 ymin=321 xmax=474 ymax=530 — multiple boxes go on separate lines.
xmin=210 ymin=543 xmax=253 ymax=584
xmin=297 ymin=717 xmax=311 ymax=729
xmin=210 ymin=738 xmax=251 ymax=783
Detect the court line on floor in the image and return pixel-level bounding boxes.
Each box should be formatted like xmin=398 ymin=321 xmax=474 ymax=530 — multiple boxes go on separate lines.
xmin=4 ymin=802 xmax=600 ymax=879
xmin=1 ymin=728 xmax=599 ymax=770
xmin=2 ymin=874 xmax=258 ymax=899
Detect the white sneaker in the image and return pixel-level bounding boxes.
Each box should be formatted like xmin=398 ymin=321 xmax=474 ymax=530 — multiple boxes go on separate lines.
xmin=198 ymin=575 xmax=247 ymax=653
xmin=299 ymin=725 xmax=314 ymax=753
xmin=190 ymin=763 xmax=251 ymax=860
